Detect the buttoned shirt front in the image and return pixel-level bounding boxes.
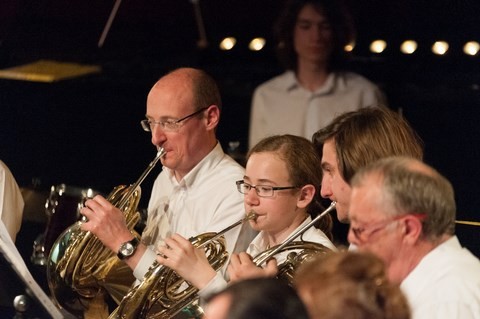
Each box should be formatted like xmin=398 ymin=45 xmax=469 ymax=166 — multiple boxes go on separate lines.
xmin=249 ymin=71 xmax=385 ymax=149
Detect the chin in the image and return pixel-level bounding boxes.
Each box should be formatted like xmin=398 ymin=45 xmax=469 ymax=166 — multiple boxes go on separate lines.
xmin=337 ymin=211 xmax=350 ymax=224
xmin=249 ymin=220 xmax=264 ymax=232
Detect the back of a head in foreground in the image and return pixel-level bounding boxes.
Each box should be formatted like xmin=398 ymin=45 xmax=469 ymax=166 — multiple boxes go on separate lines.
xmin=294 ymin=251 xmax=411 ymax=319
xmin=203 ymin=277 xmax=309 ymax=319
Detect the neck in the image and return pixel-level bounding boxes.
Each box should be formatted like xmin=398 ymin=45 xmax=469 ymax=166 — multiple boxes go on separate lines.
xmin=390 ymin=234 xmax=452 ymax=284
xmin=264 ymin=213 xmax=308 ymax=248
xmin=296 ymin=59 xmax=330 ymax=92
xmin=174 ymin=139 xmax=217 ymax=181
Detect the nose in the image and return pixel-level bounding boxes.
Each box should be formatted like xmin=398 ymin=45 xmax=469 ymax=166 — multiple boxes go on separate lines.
xmin=320 ymin=175 xmax=332 ymax=199
xmin=311 ymin=26 xmax=322 ymax=40
xmin=151 ymin=125 xmax=167 ymax=146
xmin=244 ymin=187 xmax=260 ymax=207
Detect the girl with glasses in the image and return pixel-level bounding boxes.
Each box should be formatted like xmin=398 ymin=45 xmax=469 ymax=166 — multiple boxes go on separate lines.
xmin=227 ymin=134 xmax=336 ymax=282
xmin=155 ymin=134 xmax=337 ymax=305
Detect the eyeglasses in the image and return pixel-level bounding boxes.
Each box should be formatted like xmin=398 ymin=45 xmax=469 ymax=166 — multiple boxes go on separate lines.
xmin=140 ymin=107 xmax=208 ymax=132
xmin=236 ymin=180 xmax=298 ymax=198
xmin=349 ymin=213 xmax=426 ymax=243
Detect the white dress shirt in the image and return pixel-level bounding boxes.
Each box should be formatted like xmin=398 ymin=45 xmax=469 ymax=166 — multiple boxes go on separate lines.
xmin=134 ymin=142 xmax=256 ymax=280
xmin=0 ymin=160 xmax=24 ymax=243
xmin=249 ymin=71 xmax=385 ymax=149
xmin=401 ymin=236 xmax=480 ymax=319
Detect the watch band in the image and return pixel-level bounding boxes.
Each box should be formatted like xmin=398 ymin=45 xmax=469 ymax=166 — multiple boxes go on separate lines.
xmin=117 ymin=237 xmax=140 ymax=260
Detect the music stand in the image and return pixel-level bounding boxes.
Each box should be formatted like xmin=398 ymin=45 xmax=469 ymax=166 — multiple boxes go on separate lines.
xmin=0 ymin=222 xmax=65 ymax=319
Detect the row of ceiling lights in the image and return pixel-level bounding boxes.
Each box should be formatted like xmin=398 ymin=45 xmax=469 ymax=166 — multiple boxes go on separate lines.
xmin=218 ymin=37 xmax=480 ymax=56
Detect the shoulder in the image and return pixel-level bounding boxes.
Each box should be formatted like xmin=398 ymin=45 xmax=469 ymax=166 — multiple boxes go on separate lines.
xmin=254 ymin=71 xmax=295 ymax=94
xmin=337 ymin=71 xmax=380 ymax=90
xmin=303 ymin=226 xmax=337 ymax=251
xmin=405 ymin=238 xmax=480 ymax=298
xmin=199 ymin=146 xmax=245 ymax=185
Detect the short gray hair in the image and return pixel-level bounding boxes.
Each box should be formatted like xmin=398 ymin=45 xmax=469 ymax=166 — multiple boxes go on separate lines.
xmin=351 ymin=156 xmax=456 ymax=240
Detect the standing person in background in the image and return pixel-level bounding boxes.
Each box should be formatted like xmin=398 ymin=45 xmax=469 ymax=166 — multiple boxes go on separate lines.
xmin=249 ymin=0 xmax=385 ymax=149
xmin=0 ymin=160 xmax=24 ymax=243
xmin=348 ymin=156 xmax=480 ymax=319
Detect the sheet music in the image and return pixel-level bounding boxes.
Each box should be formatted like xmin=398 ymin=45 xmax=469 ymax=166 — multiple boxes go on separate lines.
xmin=0 ymin=221 xmax=64 ymax=318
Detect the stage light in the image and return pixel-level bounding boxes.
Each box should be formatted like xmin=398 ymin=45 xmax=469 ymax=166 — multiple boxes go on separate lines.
xmin=249 ymin=37 xmax=266 ymax=51
xmin=370 ymin=40 xmax=387 ymax=53
xmin=344 ymin=41 xmax=355 ymax=52
xmin=432 ymin=41 xmax=449 ymax=55
xmin=400 ymin=40 xmax=418 ymax=54
xmin=219 ymin=37 xmax=236 ymax=51
xmin=463 ymin=41 xmax=480 ymax=56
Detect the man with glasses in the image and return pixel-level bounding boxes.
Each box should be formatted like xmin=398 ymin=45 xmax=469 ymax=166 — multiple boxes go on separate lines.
xmin=80 ymin=68 xmax=256 ymax=308
xmin=348 ymin=156 xmax=480 ymax=319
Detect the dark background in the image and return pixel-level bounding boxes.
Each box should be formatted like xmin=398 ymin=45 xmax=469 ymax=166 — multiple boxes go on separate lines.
xmin=0 ymin=0 xmax=479 ymax=282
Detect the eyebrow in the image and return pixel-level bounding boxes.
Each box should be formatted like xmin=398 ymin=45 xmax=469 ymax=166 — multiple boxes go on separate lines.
xmin=243 ymin=176 xmax=277 ymax=185
xmin=145 ymin=114 xmax=177 ymax=121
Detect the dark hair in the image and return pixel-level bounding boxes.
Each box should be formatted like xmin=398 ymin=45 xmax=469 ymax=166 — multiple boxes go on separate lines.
xmin=206 ymin=277 xmax=309 ymax=319
xmin=312 ymin=107 xmax=424 ymax=184
xmin=274 ymin=0 xmax=355 ymax=71
xmin=247 ymin=134 xmax=333 ymax=239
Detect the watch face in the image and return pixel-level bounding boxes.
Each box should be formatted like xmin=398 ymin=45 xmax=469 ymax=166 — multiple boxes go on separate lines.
xmin=118 ymin=238 xmax=139 ymax=260
xmin=121 ymin=243 xmax=134 ymax=256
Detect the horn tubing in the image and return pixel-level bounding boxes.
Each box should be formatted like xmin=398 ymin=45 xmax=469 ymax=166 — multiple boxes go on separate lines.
xmin=117 ymin=147 xmax=166 ymax=208
xmin=114 ymin=211 xmax=256 ymax=319
xmin=255 ymin=201 xmax=336 ymax=266
xmin=197 ymin=212 xmax=257 ymax=248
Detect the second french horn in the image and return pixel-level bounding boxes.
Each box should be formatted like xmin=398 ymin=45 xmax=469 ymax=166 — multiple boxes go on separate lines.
xmin=109 ymin=212 xmax=257 ymax=319
xmin=110 ymin=201 xmax=336 ymax=319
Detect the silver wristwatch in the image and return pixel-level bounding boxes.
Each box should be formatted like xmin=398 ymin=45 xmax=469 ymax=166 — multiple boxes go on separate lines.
xmin=117 ymin=237 xmax=139 ymax=260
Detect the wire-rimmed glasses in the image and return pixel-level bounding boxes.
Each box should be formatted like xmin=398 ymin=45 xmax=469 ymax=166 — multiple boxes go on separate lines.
xmin=236 ymin=180 xmax=298 ymax=198
xmin=140 ymin=106 xmax=208 ymax=132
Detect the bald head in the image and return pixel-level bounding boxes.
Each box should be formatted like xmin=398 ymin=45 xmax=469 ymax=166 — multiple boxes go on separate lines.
xmin=152 ymin=67 xmax=222 ymax=113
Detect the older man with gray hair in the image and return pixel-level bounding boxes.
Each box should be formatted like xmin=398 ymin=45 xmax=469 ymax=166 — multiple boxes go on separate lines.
xmin=348 ymin=156 xmax=480 ymax=319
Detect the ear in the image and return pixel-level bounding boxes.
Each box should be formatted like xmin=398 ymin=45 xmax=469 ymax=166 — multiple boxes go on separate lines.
xmin=297 ymin=184 xmax=315 ymax=209
xmin=205 ymin=105 xmax=220 ymax=131
xmin=402 ymin=215 xmax=423 ymax=245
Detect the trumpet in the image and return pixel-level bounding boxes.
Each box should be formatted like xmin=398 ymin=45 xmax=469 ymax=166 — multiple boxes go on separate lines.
xmin=47 ymin=148 xmax=166 ymax=316
xmin=109 ymin=212 xmax=257 ymax=319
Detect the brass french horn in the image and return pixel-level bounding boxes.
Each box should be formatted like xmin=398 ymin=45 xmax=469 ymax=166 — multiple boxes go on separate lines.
xmin=47 ymin=148 xmax=166 ymax=317
xmin=110 ymin=202 xmax=336 ymax=319
xmin=108 ymin=212 xmax=257 ymax=319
